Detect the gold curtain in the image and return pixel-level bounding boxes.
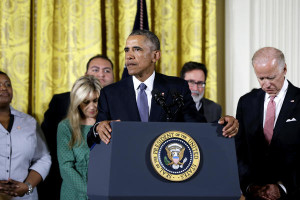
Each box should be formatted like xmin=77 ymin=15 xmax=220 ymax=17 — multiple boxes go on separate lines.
xmin=0 ymin=0 xmax=217 ymax=123
xmin=0 ymin=0 xmax=31 ymax=113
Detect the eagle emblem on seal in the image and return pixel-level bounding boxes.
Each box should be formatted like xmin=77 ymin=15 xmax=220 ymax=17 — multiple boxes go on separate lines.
xmin=165 ymin=143 xmax=187 ymax=170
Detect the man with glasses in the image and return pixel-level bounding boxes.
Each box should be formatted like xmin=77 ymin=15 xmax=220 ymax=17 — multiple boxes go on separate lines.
xmin=180 ymin=61 xmax=222 ymax=122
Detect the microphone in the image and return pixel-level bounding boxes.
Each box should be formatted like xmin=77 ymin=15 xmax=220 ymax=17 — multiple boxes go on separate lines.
xmin=152 ymin=89 xmax=172 ymax=121
xmin=170 ymin=89 xmax=184 ymax=117
xmin=152 ymin=89 xmax=166 ymax=108
xmin=170 ymin=89 xmax=184 ymax=108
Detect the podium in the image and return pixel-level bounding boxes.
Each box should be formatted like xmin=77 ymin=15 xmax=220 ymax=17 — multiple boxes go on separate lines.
xmin=87 ymin=122 xmax=241 ymax=200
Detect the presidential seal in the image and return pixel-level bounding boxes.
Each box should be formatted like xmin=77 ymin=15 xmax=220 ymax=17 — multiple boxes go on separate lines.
xmin=150 ymin=131 xmax=200 ymax=181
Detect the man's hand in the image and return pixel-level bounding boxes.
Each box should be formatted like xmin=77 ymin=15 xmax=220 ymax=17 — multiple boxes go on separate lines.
xmin=261 ymin=184 xmax=281 ymax=200
xmin=218 ymin=115 xmax=239 ymax=138
xmin=248 ymin=184 xmax=281 ymax=200
xmin=248 ymin=184 xmax=265 ymax=199
xmin=96 ymin=120 xmax=120 ymax=144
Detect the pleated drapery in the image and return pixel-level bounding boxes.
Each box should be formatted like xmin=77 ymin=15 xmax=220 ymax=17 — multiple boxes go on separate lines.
xmin=0 ymin=0 xmax=217 ymax=123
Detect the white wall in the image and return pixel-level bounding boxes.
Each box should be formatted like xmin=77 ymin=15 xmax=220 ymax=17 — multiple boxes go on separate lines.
xmin=225 ymin=0 xmax=300 ymax=116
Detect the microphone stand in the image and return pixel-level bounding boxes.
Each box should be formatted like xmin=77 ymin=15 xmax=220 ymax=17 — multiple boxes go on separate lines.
xmin=172 ymin=92 xmax=184 ymax=117
xmin=152 ymin=89 xmax=185 ymax=122
xmin=152 ymin=90 xmax=173 ymax=122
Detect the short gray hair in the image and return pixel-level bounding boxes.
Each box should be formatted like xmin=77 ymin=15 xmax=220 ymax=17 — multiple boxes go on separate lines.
xmin=252 ymin=47 xmax=286 ymax=70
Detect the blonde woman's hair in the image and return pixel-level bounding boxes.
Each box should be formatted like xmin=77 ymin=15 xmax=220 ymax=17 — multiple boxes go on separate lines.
xmin=67 ymin=75 xmax=102 ymax=148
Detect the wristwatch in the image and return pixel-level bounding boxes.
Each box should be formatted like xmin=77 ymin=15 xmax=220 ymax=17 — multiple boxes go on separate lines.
xmin=25 ymin=182 xmax=33 ymax=195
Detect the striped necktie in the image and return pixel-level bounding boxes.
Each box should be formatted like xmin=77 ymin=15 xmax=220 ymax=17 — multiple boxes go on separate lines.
xmin=264 ymin=96 xmax=276 ymax=144
xmin=137 ymin=83 xmax=149 ymax=122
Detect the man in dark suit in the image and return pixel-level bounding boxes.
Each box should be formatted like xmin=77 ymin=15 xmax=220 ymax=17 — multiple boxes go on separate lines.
xmin=180 ymin=61 xmax=222 ymax=122
xmin=38 ymin=54 xmax=114 ymax=199
xmin=87 ymin=29 xmax=238 ymax=147
xmin=235 ymin=47 xmax=300 ymax=200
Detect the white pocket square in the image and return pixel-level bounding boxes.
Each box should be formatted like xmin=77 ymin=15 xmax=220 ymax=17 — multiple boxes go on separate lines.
xmin=286 ymin=118 xmax=297 ymax=122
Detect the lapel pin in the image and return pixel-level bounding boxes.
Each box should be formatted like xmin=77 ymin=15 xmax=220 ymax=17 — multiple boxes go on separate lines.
xmin=290 ymin=100 xmax=295 ymax=102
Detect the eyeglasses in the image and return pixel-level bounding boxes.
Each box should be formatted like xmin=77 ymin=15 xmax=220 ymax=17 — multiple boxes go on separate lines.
xmin=187 ymin=80 xmax=206 ymax=88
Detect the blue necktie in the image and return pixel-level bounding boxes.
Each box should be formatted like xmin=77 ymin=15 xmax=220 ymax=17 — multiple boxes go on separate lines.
xmin=137 ymin=83 xmax=149 ymax=122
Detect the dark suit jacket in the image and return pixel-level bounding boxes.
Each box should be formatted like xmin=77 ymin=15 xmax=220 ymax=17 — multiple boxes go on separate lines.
xmin=235 ymin=81 xmax=300 ymax=199
xmin=38 ymin=92 xmax=70 ymax=199
xmin=200 ymin=98 xmax=222 ymax=123
xmin=87 ymin=73 xmax=205 ymax=147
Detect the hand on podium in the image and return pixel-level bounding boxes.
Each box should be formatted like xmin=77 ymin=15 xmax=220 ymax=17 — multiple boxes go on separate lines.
xmin=97 ymin=120 xmax=120 ymax=144
xmin=218 ymin=115 xmax=239 ymax=138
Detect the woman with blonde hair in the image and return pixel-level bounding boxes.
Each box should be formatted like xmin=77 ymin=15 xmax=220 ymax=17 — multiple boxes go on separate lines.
xmin=57 ymin=75 xmax=101 ymax=200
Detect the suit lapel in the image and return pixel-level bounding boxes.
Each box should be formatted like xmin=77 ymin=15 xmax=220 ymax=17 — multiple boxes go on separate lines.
xmin=149 ymin=73 xmax=168 ymax=122
xmin=122 ymin=77 xmax=141 ymax=121
xmin=201 ymin=98 xmax=210 ymax=121
xmin=251 ymin=89 xmax=269 ymax=148
xmin=257 ymin=90 xmax=265 ymax=134
xmin=274 ymin=82 xmax=298 ymax=135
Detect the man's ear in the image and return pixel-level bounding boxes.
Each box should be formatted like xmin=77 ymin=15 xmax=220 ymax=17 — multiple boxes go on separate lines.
xmin=152 ymin=50 xmax=161 ymax=63
xmin=283 ymin=64 xmax=287 ymax=75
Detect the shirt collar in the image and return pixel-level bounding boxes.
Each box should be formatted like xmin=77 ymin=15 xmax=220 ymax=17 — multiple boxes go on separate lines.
xmin=133 ymin=71 xmax=155 ymax=91
xmin=9 ymin=106 xmax=18 ymax=115
xmin=196 ymin=100 xmax=202 ymax=111
xmin=265 ymin=78 xmax=288 ymax=101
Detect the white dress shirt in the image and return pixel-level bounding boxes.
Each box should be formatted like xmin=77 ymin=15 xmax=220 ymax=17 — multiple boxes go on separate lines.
xmin=263 ymin=78 xmax=288 ymax=127
xmin=262 ymin=78 xmax=288 ymax=193
xmin=132 ymin=71 xmax=155 ymax=114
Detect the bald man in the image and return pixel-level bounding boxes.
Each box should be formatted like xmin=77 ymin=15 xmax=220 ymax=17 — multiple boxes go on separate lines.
xmin=235 ymin=47 xmax=300 ymax=199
